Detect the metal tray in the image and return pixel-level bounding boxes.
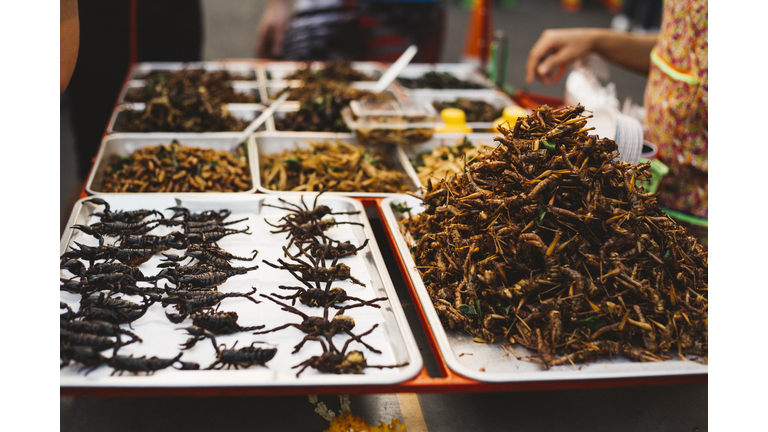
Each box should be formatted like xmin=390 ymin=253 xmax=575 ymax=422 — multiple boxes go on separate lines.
xmin=129 ymin=61 xmax=259 ymax=81
xmin=60 ymin=195 xmax=423 ymax=388
xmin=396 ymin=63 xmax=496 ymax=92
xmin=85 ymin=134 xmax=259 ymax=196
xmin=251 ymin=132 xmax=421 ymax=198
xmin=263 ymin=61 xmax=384 ymax=82
xmin=396 ymin=133 xmax=500 ymax=190
xmin=379 ymin=194 xmax=708 ymax=383
xmin=413 ymin=90 xmax=516 ymax=131
xmin=108 ymin=104 xmax=267 ymax=135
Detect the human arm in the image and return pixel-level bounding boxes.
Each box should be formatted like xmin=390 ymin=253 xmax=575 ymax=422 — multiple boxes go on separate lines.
xmin=255 ymin=0 xmax=293 ymax=58
xmin=60 ymin=0 xmax=79 ymax=93
xmin=525 ymin=28 xmax=658 ymax=85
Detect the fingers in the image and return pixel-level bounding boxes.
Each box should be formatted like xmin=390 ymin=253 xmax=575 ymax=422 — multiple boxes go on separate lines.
xmin=526 ymin=32 xmax=557 ymax=84
xmin=271 ymin=25 xmax=285 ymax=58
xmin=536 ymin=48 xmax=573 ymax=85
xmin=256 ymin=24 xmax=282 ymax=59
xmin=525 ymin=28 xmax=595 ymax=85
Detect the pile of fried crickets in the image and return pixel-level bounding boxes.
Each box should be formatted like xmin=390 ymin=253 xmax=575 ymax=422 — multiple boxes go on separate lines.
xmin=399 ymin=104 xmax=708 ymax=368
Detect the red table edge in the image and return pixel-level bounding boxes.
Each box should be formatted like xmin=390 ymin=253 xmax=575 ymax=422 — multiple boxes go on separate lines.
xmin=60 ymin=370 xmax=706 ymax=397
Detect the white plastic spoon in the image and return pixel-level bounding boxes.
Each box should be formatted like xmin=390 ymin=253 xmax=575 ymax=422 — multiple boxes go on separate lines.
xmin=371 ymin=45 xmax=418 ymax=93
xmin=231 ymin=91 xmax=289 ymax=146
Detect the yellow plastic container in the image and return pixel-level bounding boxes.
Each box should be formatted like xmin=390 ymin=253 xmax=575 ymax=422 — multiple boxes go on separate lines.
xmin=436 ymin=108 xmax=472 ymax=133
xmin=493 ymin=106 xmax=529 ymax=133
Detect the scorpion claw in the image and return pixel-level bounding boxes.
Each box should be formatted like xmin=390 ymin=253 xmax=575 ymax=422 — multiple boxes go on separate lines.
xmin=165 ymin=311 xmax=187 ymax=324
xmin=71 ymin=224 xmax=104 ymax=246
xmin=175 ymin=361 xmax=200 ymax=370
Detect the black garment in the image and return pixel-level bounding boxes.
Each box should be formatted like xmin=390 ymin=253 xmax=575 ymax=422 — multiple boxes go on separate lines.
xmin=66 ymin=0 xmax=203 ymax=180
xmin=621 ymin=0 xmax=663 ymax=30
xmin=281 ymin=0 xmax=445 ymax=63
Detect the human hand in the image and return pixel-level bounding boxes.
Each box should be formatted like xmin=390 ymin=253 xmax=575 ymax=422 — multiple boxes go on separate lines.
xmin=525 ymin=28 xmax=600 ymax=85
xmin=255 ymin=0 xmax=292 ymax=58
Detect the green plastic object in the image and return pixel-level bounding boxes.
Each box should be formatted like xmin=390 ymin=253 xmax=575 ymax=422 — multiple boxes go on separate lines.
xmin=637 ymin=157 xmax=669 ymax=194
xmin=659 ymin=207 xmax=708 ymax=228
xmin=636 ymin=157 xmax=708 ymax=228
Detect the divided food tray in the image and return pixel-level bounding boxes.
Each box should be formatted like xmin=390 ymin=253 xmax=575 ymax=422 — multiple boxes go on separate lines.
xmin=412 ymin=89 xmax=516 ymax=131
xmin=60 ymin=195 xmax=423 ymax=388
xmin=378 ymin=195 xmax=708 ymax=383
xmin=262 ymin=61 xmax=384 ymax=82
xmin=396 ymin=63 xmax=496 ymax=92
xmin=396 ymin=133 xmax=499 ymax=189
xmin=85 ymin=134 xmax=259 ymax=196
xmin=129 ymin=61 xmax=259 ymax=81
xmin=108 ymin=104 xmax=267 ymax=135
xmin=251 ymin=132 xmax=421 ymax=198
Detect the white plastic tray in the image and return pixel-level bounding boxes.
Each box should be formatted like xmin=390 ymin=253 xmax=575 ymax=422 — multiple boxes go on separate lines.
xmin=251 ymin=132 xmax=421 ymax=198
xmin=60 ymin=195 xmax=422 ymax=388
xmin=85 ymin=134 xmax=259 ymax=196
xmin=379 ymin=194 xmax=708 ymax=383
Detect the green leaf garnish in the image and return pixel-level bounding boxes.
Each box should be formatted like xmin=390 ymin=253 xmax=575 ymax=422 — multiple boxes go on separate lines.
xmin=364 ymin=149 xmax=381 ymax=165
xmin=576 ymin=315 xmax=605 ymax=332
xmin=458 ymin=304 xmax=477 ymax=316
xmin=391 ymin=202 xmax=412 ymax=213
xmin=285 ymin=156 xmax=301 ymax=164
xmin=541 ymin=139 xmax=557 ymax=152
xmin=536 ymin=201 xmax=547 ymax=224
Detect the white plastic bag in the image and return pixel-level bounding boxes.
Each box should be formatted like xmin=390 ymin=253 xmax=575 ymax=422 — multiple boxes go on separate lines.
xmin=564 ymin=57 xmax=643 ymax=164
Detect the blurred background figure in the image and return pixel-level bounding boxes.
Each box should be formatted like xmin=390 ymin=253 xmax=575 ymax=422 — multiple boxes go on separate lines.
xmin=526 ymin=0 xmax=707 ymax=243
xmin=256 ymin=0 xmax=446 ymax=62
xmin=610 ymin=0 xmax=663 ymax=33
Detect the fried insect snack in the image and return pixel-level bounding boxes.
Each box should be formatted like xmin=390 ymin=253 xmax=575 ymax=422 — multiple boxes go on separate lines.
xmin=398 ymin=71 xmax=487 ymax=89
xmin=261 ymin=140 xmax=408 ymax=193
xmin=432 ymin=98 xmax=503 ymax=122
xmin=102 ymin=140 xmax=252 ymax=193
xmin=400 ymin=104 xmax=708 ymax=368
xmin=116 ymin=98 xmax=246 ymax=133
xmin=275 ymin=81 xmax=394 ymax=133
xmin=283 ymin=59 xmax=375 ymax=82
xmin=412 ymin=137 xmax=494 ymax=187
xmin=352 ymin=120 xmax=435 ymax=146
xmin=125 ymin=69 xmax=258 ymax=104
xmin=116 ymin=68 xmax=253 ymax=133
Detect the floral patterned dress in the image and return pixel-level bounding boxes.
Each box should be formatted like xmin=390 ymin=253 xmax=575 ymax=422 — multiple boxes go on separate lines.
xmin=644 ymin=0 xmax=708 ymax=225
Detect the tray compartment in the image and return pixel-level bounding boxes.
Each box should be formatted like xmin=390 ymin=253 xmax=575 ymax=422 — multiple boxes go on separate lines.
xmin=397 ymin=63 xmax=496 ymax=92
xmin=108 ymin=104 xmax=266 ymax=134
xmin=252 ymin=132 xmax=421 ymax=198
xmin=263 ymin=61 xmax=383 ymax=82
xmin=129 ymin=61 xmax=259 ymax=81
xmin=86 ymin=134 xmax=259 ymax=195
xmin=413 ymin=90 xmax=516 ymax=131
